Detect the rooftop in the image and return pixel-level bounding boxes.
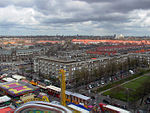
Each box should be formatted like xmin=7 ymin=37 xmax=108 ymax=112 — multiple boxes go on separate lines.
xmin=0 ymin=81 xmax=38 ymax=96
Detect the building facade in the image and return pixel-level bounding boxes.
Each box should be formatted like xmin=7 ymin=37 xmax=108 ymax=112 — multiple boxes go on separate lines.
xmin=34 ymin=53 xmax=150 ymax=81
xmin=0 ymin=48 xmax=45 ymax=62
xmin=34 ymin=56 xmax=112 ymax=81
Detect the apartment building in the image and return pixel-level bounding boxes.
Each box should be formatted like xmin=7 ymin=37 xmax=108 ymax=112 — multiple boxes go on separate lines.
xmin=0 ymin=49 xmax=16 ymax=62
xmin=0 ymin=48 xmax=44 ymax=62
xmin=34 ymin=52 xmax=150 ymax=81
xmin=57 ymin=50 xmax=91 ymax=61
xmin=33 ymin=56 xmax=110 ymax=80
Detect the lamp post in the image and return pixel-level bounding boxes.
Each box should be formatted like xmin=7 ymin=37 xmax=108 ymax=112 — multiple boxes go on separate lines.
xmin=126 ymin=88 xmax=129 ymax=107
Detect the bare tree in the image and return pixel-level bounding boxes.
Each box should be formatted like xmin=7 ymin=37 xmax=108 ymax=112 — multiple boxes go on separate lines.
xmin=136 ymin=80 xmax=150 ymax=105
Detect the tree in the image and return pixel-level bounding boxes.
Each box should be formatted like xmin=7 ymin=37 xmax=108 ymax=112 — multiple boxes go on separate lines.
xmin=111 ymin=62 xmax=118 ymax=75
xmin=142 ymin=58 xmax=148 ymax=67
xmin=135 ymin=80 xmax=150 ymax=105
xmin=73 ymin=68 xmax=90 ymax=87
xmin=104 ymin=62 xmax=112 ymax=77
xmin=127 ymin=57 xmax=131 ymax=69
xmin=73 ymin=70 xmax=81 ymax=84
xmin=122 ymin=60 xmax=128 ymax=72
xmin=128 ymin=99 xmax=138 ymax=113
xmin=79 ymin=68 xmax=88 ymax=85
xmin=97 ymin=65 xmax=105 ymax=79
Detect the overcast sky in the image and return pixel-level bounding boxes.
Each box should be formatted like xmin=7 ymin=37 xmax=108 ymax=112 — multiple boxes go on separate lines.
xmin=0 ymin=0 xmax=150 ymax=36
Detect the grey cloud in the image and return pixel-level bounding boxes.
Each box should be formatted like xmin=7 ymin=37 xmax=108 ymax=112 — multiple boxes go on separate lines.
xmin=73 ymin=0 xmax=119 ymax=3
xmin=110 ymin=0 xmax=150 ymax=13
xmin=33 ymin=0 xmax=67 ymax=15
xmin=13 ymin=0 xmax=34 ymax=8
xmin=40 ymin=9 xmax=128 ymax=25
xmin=0 ymin=0 xmax=150 ymax=36
xmin=33 ymin=0 xmax=51 ymax=12
xmin=0 ymin=0 xmax=12 ymax=7
xmin=0 ymin=0 xmax=34 ymax=8
xmin=76 ymin=0 xmax=150 ymax=13
xmin=0 ymin=21 xmax=17 ymax=27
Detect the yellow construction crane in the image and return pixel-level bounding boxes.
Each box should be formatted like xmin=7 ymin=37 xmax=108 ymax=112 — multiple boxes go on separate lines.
xmin=59 ymin=69 xmax=66 ymax=106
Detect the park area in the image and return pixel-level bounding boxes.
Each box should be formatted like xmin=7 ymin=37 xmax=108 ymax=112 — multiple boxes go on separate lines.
xmin=103 ymin=75 xmax=150 ymax=102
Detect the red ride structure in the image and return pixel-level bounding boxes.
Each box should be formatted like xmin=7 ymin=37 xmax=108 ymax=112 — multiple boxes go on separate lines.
xmin=99 ymin=103 xmax=131 ymax=113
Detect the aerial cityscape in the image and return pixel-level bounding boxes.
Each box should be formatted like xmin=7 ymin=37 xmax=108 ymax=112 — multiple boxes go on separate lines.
xmin=0 ymin=0 xmax=150 ymax=113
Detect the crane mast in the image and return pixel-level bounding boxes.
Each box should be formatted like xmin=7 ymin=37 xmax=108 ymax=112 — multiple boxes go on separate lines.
xmin=59 ymin=69 xmax=66 ymax=106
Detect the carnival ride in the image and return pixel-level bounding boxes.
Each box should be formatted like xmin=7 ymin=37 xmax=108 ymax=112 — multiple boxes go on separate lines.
xmin=99 ymin=103 xmax=131 ymax=113
xmin=0 ymin=81 xmax=38 ymax=97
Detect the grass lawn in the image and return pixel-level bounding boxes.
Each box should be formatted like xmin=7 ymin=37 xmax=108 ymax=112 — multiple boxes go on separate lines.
xmin=103 ymin=75 xmax=150 ymax=102
xmin=123 ymin=75 xmax=150 ymax=89
xmin=95 ymin=69 xmax=150 ymax=93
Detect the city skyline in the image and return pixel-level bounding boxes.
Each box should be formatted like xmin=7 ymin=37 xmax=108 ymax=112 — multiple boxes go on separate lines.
xmin=0 ymin=0 xmax=150 ymax=36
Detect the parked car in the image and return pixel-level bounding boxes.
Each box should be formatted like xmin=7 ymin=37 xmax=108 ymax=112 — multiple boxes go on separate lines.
xmin=91 ymin=96 xmax=95 ymax=99
xmin=137 ymin=110 xmax=147 ymax=113
xmin=109 ymin=77 xmax=112 ymax=81
xmin=97 ymin=83 xmax=100 ymax=87
xmin=113 ymin=103 xmax=120 ymax=107
xmin=129 ymin=70 xmax=134 ymax=74
xmin=88 ymin=84 xmax=92 ymax=89
xmin=103 ymin=99 xmax=110 ymax=104
xmin=120 ymin=105 xmax=127 ymax=109
xmin=101 ymin=81 xmax=105 ymax=85
xmin=145 ymin=97 xmax=150 ymax=104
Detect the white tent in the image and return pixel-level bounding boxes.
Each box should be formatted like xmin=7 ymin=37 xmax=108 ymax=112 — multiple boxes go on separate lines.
xmin=0 ymin=95 xmax=11 ymax=103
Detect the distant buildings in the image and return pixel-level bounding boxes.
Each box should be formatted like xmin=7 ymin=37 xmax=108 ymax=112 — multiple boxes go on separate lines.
xmin=72 ymin=39 xmax=150 ymax=45
xmin=0 ymin=48 xmax=45 ymax=62
xmin=114 ymin=34 xmax=125 ymax=40
xmin=86 ymin=45 xmax=150 ymax=56
xmin=1 ymin=37 xmax=150 ymax=82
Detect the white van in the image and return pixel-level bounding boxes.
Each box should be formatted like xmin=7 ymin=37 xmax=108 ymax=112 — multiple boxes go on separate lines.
xmin=129 ymin=70 xmax=134 ymax=74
